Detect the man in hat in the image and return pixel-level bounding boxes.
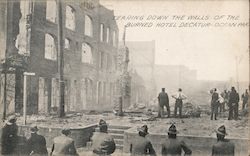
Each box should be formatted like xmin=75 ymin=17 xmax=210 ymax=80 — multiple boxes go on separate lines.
xmin=172 ymin=88 xmax=187 ymax=118
xmin=158 ymin=88 xmax=170 ymax=118
xmin=161 ymin=124 xmax=192 ymax=156
xmin=50 ymin=128 xmax=78 ymax=156
xmin=241 ymin=89 xmax=249 ymax=110
xmin=91 ymin=119 xmax=116 ymax=155
xmin=27 ymin=126 xmax=48 ymax=155
xmin=211 ymin=88 xmax=219 ymax=120
xmin=1 ymin=115 xmax=18 ymax=155
xmin=212 ymin=125 xmax=235 ymax=156
xmin=130 ymin=125 xmax=156 ymax=156
xmin=228 ymin=87 xmax=239 ymax=120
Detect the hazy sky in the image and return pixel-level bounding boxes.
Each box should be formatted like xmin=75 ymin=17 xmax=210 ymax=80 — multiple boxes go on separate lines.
xmin=100 ymin=0 xmax=249 ymax=81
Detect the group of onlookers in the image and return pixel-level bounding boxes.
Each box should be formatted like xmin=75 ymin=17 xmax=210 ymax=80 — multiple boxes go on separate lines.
xmin=0 ymin=115 xmax=79 ymax=156
xmin=1 ymin=115 xmax=237 ymax=156
xmin=210 ymin=86 xmax=249 ymax=120
xmin=130 ymin=124 xmax=234 ymax=156
xmin=158 ymin=88 xmax=187 ymax=118
xmin=158 ymin=86 xmax=249 ymax=120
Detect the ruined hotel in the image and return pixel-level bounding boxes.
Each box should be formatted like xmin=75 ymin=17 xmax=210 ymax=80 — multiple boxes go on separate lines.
xmin=0 ymin=0 xmax=120 ymax=116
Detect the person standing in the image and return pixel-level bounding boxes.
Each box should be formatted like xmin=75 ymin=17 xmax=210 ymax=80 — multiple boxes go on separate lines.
xmin=212 ymin=125 xmax=235 ymax=156
xmin=27 ymin=126 xmax=48 ymax=156
xmin=161 ymin=124 xmax=192 ymax=156
xmin=241 ymin=89 xmax=249 ymax=110
xmin=172 ymin=88 xmax=187 ymax=118
xmin=158 ymin=88 xmax=170 ymax=118
xmin=130 ymin=125 xmax=156 ymax=156
xmin=211 ymin=88 xmax=219 ymax=120
xmin=228 ymin=87 xmax=239 ymax=120
xmin=1 ymin=115 xmax=18 ymax=155
xmin=91 ymin=119 xmax=116 ymax=156
xmin=219 ymin=90 xmax=227 ymax=112
xmin=50 ymin=128 xmax=78 ymax=156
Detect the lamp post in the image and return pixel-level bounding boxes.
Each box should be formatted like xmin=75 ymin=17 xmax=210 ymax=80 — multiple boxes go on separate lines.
xmin=23 ymin=72 xmax=35 ymax=125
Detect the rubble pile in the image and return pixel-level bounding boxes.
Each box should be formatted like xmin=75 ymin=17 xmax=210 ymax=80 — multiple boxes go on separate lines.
xmin=183 ymin=102 xmax=201 ymax=118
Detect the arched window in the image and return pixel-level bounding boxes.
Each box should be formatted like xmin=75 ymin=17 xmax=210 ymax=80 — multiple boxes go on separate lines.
xmin=45 ymin=34 xmax=57 ymax=60
xmin=107 ymin=53 xmax=111 ymax=70
xmin=81 ymin=43 xmax=93 ymax=64
xmin=84 ymin=15 xmax=93 ymax=37
xmin=100 ymin=24 xmax=104 ymax=42
xmin=46 ymin=0 xmax=56 ymax=23
xmin=16 ymin=0 xmax=30 ymax=55
xmin=65 ymin=5 xmax=75 ymax=30
xmin=106 ymin=27 xmax=110 ymax=43
xmin=65 ymin=38 xmax=70 ymax=49
xmin=86 ymin=79 xmax=93 ymax=100
xmin=112 ymin=31 xmax=116 ymax=46
xmin=99 ymin=52 xmax=104 ymax=69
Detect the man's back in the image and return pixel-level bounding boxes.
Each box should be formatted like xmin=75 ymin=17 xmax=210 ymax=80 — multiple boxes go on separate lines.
xmin=91 ymin=132 xmax=116 ymax=155
xmin=52 ymin=135 xmax=77 ymax=156
xmin=229 ymin=91 xmax=239 ymax=104
xmin=27 ymin=133 xmax=48 ymax=155
xmin=158 ymin=92 xmax=169 ymax=104
xmin=130 ymin=135 xmax=155 ymax=156
xmin=212 ymin=139 xmax=235 ymax=156
xmin=1 ymin=123 xmax=18 ymax=154
xmin=162 ymin=138 xmax=192 ymax=156
xmin=212 ymin=92 xmax=219 ymax=103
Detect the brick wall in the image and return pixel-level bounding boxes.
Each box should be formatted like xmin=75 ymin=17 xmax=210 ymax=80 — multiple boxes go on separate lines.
xmin=17 ymin=0 xmax=120 ymax=113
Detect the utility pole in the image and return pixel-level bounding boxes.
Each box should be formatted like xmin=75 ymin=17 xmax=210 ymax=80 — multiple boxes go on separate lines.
xmin=235 ymin=56 xmax=239 ymax=92
xmin=235 ymin=56 xmax=242 ymax=92
xmin=57 ymin=0 xmax=65 ymax=117
xmin=3 ymin=70 xmax=7 ymax=121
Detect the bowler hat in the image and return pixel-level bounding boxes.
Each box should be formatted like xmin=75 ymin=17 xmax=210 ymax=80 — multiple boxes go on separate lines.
xmin=7 ymin=115 xmax=17 ymax=123
xmin=137 ymin=125 xmax=149 ymax=135
xmin=98 ymin=119 xmax=108 ymax=127
xmin=168 ymin=124 xmax=178 ymax=134
xmin=216 ymin=125 xmax=227 ymax=136
xmin=30 ymin=126 xmax=39 ymax=132
xmin=61 ymin=128 xmax=71 ymax=135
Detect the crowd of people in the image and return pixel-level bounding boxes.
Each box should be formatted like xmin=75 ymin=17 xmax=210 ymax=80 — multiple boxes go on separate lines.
xmin=1 ymin=115 xmax=235 ymax=156
xmin=210 ymin=86 xmax=249 ymax=120
xmin=0 ymin=86 xmax=247 ymax=156
xmin=157 ymin=86 xmax=249 ymax=120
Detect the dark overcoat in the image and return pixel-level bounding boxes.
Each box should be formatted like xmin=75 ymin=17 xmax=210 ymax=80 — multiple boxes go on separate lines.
xmin=27 ymin=133 xmax=48 ymax=155
xmin=51 ymin=135 xmax=78 ymax=156
xmin=130 ymin=135 xmax=156 ymax=156
xmin=212 ymin=139 xmax=235 ymax=156
xmin=161 ymin=138 xmax=192 ymax=156
xmin=1 ymin=123 xmax=18 ymax=155
xmin=158 ymin=92 xmax=169 ymax=106
xmin=91 ymin=132 xmax=116 ymax=155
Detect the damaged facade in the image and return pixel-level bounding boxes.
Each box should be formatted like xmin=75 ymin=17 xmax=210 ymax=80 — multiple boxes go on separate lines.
xmin=0 ymin=0 xmax=119 ymax=116
xmin=126 ymin=41 xmax=157 ymax=105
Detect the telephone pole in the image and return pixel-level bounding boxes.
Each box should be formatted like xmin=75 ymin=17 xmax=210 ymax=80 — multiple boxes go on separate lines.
xmin=57 ymin=0 xmax=65 ymax=117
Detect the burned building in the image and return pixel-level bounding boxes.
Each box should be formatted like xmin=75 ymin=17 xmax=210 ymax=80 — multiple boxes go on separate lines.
xmin=0 ymin=0 xmax=119 ymax=116
xmin=125 ymin=41 xmax=157 ymax=103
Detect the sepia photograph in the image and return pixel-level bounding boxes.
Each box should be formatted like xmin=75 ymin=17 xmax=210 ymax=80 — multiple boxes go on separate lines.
xmin=0 ymin=0 xmax=249 ymax=155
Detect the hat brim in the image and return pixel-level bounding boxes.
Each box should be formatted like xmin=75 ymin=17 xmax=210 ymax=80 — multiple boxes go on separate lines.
xmin=137 ymin=128 xmax=149 ymax=134
xmin=98 ymin=123 xmax=109 ymax=127
xmin=215 ymin=130 xmax=227 ymax=136
xmin=31 ymin=129 xmax=39 ymax=132
xmin=167 ymin=130 xmax=179 ymax=134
